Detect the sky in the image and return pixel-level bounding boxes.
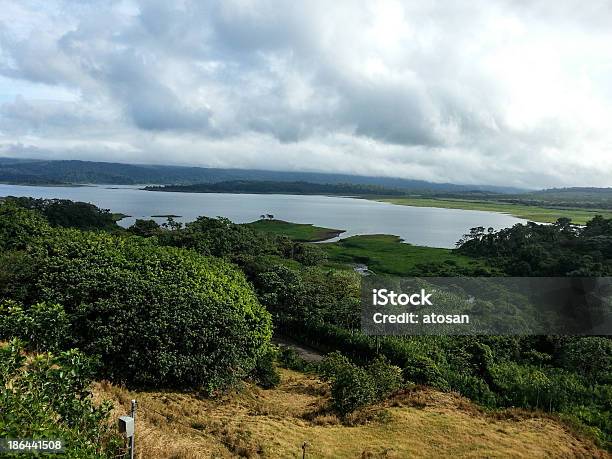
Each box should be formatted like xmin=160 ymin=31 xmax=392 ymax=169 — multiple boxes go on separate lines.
xmin=0 ymin=0 xmax=611 ymax=188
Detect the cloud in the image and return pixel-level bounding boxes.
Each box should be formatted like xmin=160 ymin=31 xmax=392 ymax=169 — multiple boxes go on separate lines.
xmin=0 ymin=0 xmax=611 ymax=188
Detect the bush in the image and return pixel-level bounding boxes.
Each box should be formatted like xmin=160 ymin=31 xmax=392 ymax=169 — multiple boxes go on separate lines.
xmin=331 ymin=364 xmax=377 ymax=416
xmin=0 ymin=202 xmax=50 ymax=251
xmin=128 ymin=219 xmax=161 ymax=237
xmin=0 ymin=250 xmax=38 ymax=302
xmin=7 ymin=197 xmax=119 ymax=231
xmin=159 ymin=216 xmax=277 ymax=259
xmin=290 ymin=243 xmax=327 ymax=266
xmin=0 ymin=300 xmax=70 ymax=352
xmin=366 ymin=355 xmax=403 ymax=399
xmin=0 ymin=339 xmax=121 ymax=458
xmin=251 ymin=347 xmax=281 ymax=389
xmin=444 ymin=371 xmax=497 ymax=407
xmin=320 ymin=352 xmax=403 ymax=416
xmin=277 ymin=347 xmax=311 ymax=372
xmin=39 ymin=231 xmax=272 ymax=391
xmin=318 ymin=351 xmax=353 ymax=381
xmin=560 ymin=338 xmax=612 ymax=385
xmin=0 ymin=205 xmax=273 ymax=392
xmin=400 ymin=354 xmax=448 ymax=389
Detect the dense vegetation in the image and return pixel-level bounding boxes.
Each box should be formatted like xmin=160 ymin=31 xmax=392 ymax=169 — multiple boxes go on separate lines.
xmin=129 ymin=209 xmax=610 ymax=446
xmin=0 ymin=203 xmax=272 ymax=392
xmin=497 ymin=187 xmax=612 ymax=210
xmin=318 ymin=352 xmax=403 ymax=416
xmin=0 ymin=171 xmax=65 ymax=185
xmin=4 ymin=197 xmax=121 ymax=231
xmin=457 ymin=216 xmax=612 ymax=276
xmin=0 ymin=339 xmax=122 ymax=458
xmin=145 ymin=180 xmax=409 ymax=196
xmin=0 ymin=197 xmax=610 ymax=452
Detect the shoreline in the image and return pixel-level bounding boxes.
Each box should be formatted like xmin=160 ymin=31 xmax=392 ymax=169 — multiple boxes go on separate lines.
xmin=143 ymin=186 xmax=611 ymax=225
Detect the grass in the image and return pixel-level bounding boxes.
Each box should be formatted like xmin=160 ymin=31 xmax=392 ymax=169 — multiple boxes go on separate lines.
xmin=111 ymin=212 xmax=130 ymax=222
xmin=321 ymin=234 xmax=488 ymax=276
xmin=245 ymin=219 xmax=344 ymax=242
xmin=93 ymin=368 xmax=606 ymax=458
xmin=370 ymin=196 xmax=612 ymax=225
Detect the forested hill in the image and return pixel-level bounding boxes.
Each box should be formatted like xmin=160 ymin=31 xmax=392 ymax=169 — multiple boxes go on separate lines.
xmin=145 ymin=180 xmax=409 ymax=196
xmin=0 ymin=157 xmax=521 ymax=192
xmin=524 ymin=187 xmax=612 ymax=208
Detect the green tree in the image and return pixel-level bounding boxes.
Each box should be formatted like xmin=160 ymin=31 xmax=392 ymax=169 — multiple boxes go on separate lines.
xmin=560 ymin=338 xmax=612 ymax=386
xmin=127 ymin=218 xmax=161 ymax=237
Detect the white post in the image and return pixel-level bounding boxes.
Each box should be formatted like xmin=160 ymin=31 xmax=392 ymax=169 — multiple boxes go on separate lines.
xmin=130 ymin=400 xmax=136 ymax=459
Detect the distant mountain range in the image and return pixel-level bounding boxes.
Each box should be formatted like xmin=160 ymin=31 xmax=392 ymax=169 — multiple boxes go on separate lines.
xmin=0 ymin=157 xmax=524 ymax=193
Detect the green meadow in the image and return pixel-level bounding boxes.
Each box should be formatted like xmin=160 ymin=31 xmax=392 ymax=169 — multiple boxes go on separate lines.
xmin=245 ymin=219 xmax=344 ymax=242
xmin=371 ymin=197 xmax=612 ymax=225
xmin=321 ymin=234 xmax=490 ymax=276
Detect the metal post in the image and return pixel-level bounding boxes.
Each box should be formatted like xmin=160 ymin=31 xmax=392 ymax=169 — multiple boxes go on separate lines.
xmin=130 ymin=400 xmax=137 ymax=459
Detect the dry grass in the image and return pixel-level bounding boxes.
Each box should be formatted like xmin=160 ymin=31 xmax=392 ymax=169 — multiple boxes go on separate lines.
xmin=93 ymin=369 xmax=608 ymax=459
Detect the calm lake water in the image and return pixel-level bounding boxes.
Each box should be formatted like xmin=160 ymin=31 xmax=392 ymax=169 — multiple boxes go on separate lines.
xmin=0 ymin=184 xmax=526 ymax=248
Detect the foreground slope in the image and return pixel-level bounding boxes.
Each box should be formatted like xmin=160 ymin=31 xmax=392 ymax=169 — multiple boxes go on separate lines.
xmin=94 ymin=369 xmax=605 ymax=459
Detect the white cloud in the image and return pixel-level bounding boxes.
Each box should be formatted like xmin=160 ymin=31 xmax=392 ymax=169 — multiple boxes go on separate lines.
xmin=0 ymin=0 xmax=611 ymax=188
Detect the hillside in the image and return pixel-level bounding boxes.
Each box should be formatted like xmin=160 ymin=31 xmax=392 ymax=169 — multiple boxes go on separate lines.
xmin=145 ymin=180 xmax=409 ymax=196
xmin=521 ymin=187 xmax=612 ymax=209
xmin=0 ymin=157 xmax=522 ymax=192
xmin=94 ymin=369 xmax=605 ymax=459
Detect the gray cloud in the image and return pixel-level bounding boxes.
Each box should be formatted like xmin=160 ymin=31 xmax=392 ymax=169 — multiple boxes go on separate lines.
xmin=0 ymin=0 xmax=611 ymax=188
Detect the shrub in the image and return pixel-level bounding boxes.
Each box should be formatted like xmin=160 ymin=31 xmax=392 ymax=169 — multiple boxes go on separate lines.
xmin=560 ymin=337 xmax=612 ymax=385
xmin=128 ymin=219 xmax=161 ymax=237
xmin=277 ymin=347 xmax=311 ymax=372
xmin=321 ymin=352 xmax=404 ymax=416
xmin=331 ymin=364 xmax=377 ymax=416
xmin=0 ymin=205 xmax=273 ymax=392
xmin=444 ymin=371 xmax=497 ymax=407
xmin=366 ymin=355 xmax=403 ymax=399
xmin=291 ymin=243 xmax=327 ymax=266
xmin=34 ymin=231 xmax=272 ymax=392
xmin=0 ymin=300 xmax=71 ymax=352
xmin=0 ymin=339 xmax=121 ymax=458
xmin=318 ymin=351 xmax=353 ymax=381
xmin=251 ymin=347 xmax=281 ymax=389
xmin=7 ymin=197 xmax=119 ymax=231
xmin=401 ymin=354 xmax=448 ymax=389
xmin=0 ymin=202 xmax=50 ymax=251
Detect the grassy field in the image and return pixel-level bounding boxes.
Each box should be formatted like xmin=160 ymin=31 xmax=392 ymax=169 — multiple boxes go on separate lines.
xmin=94 ymin=368 xmax=605 ymax=458
xmin=246 ymin=219 xmax=344 ymax=242
xmin=321 ymin=234 xmax=488 ymax=276
xmin=111 ymin=212 xmax=130 ymax=222
xmin=371 ymin=197 xmax=612 ymax=225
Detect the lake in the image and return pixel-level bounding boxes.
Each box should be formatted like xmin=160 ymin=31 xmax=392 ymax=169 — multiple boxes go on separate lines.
xmin=0 ymin=184 xmax=526 ymax=248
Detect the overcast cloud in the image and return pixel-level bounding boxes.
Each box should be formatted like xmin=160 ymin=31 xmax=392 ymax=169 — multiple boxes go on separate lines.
xmin=1 ymin=0 xmax=611 ymax=188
